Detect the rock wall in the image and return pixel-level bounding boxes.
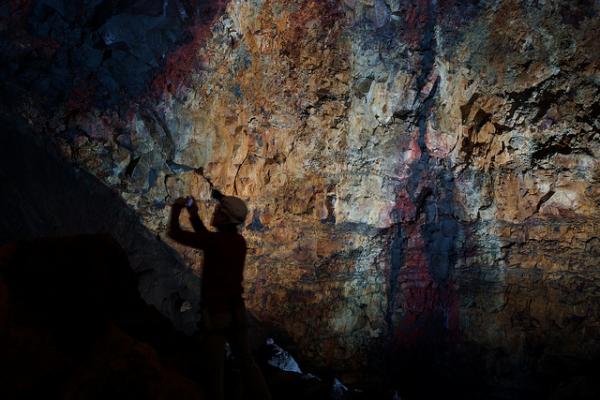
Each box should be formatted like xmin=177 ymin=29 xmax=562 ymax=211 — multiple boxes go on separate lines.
xmin=2 ymin=0 xmax=599 ymax=396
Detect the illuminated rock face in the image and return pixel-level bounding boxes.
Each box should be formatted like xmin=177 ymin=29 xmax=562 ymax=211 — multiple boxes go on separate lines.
xmin=2 ymin=0 xmax=600 ymax=394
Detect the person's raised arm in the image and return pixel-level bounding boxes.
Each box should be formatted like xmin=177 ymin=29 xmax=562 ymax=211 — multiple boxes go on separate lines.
xmin=167 ymin=198 xmax=202 ymax=248
xmin=185 ymin=198 xmax=212 ymax=245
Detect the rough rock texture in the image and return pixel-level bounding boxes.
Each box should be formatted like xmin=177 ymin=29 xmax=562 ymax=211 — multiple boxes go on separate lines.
xmin=2 ymin=0 xmax=600 ymax=397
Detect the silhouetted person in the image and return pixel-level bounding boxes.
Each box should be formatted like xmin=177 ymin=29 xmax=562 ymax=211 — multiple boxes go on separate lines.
xmin=167 ymin=190 xmax=271 ymax=400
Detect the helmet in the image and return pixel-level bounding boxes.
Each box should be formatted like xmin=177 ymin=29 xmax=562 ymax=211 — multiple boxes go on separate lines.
xmin=218 ymin=196 xmax=248 ymax=225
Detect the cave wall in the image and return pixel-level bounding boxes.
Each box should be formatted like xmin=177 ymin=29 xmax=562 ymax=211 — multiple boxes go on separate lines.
xmin=2 ymin=0 xmax=599 ymax=395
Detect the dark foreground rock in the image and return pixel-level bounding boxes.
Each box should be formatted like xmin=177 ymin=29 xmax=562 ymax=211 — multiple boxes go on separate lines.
xmin=0 ymin=234 xmax=376 ymax=400
xmin=0 ymin=234 xmax=204 ymax=400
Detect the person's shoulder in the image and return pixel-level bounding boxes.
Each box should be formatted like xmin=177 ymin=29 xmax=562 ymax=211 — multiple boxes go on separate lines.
xmin=227 ymin=232 xmax=247 ymax=247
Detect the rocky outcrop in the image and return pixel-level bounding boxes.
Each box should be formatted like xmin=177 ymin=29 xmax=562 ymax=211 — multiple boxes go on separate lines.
xmin=1 ymin=0 xmax=599 ymax=398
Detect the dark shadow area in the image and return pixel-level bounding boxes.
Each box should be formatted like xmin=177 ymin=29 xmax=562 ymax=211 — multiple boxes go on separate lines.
xmin=0 ymin=0 xmax=228 ymax=111
xmin=0 ymin=234 xmax=204 ymax=399
xmin=0 ymin=116 xmax=202 ymax=333
xmin=0 ymin=233 xmax=375 ymax=399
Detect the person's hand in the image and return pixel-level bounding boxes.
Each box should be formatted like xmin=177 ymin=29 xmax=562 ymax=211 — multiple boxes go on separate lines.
xmin=172 ymin=197 xmax=187 ymax=208
xmin=185 ymin=196 xmax=199 ymax=214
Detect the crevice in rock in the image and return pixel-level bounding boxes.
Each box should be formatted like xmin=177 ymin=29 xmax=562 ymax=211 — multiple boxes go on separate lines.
xmin=534 ymin=189 xmax=555 ymax=214
xmin=531 ymin=136 xmax=594 ymax=162
xmin=233 ymin=154 xmax=249 ymax=195
xmin=124 ymin=155 xmax=141 ymax=177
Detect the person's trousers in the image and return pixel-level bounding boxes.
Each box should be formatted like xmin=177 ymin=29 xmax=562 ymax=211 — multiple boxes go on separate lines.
xmin=201 ymin=300 xmax=271 ymax=400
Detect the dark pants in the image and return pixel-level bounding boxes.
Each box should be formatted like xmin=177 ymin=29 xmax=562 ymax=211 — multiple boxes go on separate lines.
xmin=201 ymin=299 xmax=271 ymax=400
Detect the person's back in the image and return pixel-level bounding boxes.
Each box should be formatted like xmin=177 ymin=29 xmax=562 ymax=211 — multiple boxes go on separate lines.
xmin=201 ymin=231 xmax=246 ymax=306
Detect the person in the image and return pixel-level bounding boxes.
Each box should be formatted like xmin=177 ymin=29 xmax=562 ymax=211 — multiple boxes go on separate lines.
xmin=167 ymin=190 xmax=271 ymax=400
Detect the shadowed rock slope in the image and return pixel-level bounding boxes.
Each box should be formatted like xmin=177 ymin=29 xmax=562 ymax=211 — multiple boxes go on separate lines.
xmin=0 ymin=117 xmax=202 ymax=333
xmin=0 ymin=234 xmax=204 ymax=400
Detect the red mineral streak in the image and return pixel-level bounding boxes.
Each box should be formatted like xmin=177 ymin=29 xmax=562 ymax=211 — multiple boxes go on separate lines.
xmin=279 ymin=0 xmax=345 ymax=64
xmin=392 ymin=186 xmax=460 ymax=347
xmin=419 ymin=70 xmax=439 ymax=100
xmin=151 ymin=1 xmax=229 ymax=99
xmin=394 ymin=190 xmax=417 ymax=222
xmin=405 ymin=134 xmax=422 ymax=163
xmin=403 ymin=0 xmax=434 ymax=46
